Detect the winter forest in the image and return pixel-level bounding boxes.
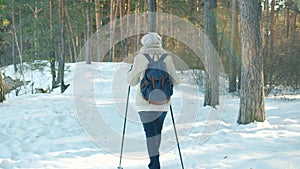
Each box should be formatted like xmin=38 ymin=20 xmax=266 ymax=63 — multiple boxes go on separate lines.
xmin=0 ymin=0 xmax=300 ymax=168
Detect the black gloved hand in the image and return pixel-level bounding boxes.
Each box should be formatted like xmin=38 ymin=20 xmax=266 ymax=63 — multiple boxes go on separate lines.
xmin=128 ymin=65 xmax=133 ymax=72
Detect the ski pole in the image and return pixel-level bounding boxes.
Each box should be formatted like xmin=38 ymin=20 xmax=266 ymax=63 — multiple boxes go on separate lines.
xmin=118 ymin=85 xmax=131 ymax=169
xmin=170 ymin=105 xmax=185 ymax=169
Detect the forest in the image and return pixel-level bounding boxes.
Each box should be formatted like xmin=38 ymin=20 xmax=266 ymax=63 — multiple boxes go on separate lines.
xmin=0 ymin=1 xmax=300 ymax=168
xmin=0 ymin=0 xmax=300 ymax=123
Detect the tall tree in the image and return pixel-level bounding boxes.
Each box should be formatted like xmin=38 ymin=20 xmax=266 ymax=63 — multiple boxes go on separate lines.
xmin=125 ymin=0 xmax=131 ymax=57
xmin=263 ymin=0 xmax=270 ymax=84
xmin=134 ymin=1 xmax=140 ymax=52
xmin=0 ymin=73 xmax=5 ymax=102
xmin=229 ymin=0 xmax=239 ymax=93
xmin=86 ymin=0 xmax=92 ymax=64
xmin=148 ymin=0 xmax=157 ymax=32
xmin=26 ymin=2 xmax=42 ymax=59
xmin=109 ymin=0 xmax=115 ymax=62
xmin=95 ymin=0 xmax=101 ymax=61
xmin=269 ymin=0 xmax=275 ymax=54
xmin=58 ymin=0 xmax=69 ymax=93
xmin=65 ymin=3 xmax=77 ymax=63
xmin=237 ymin=0 xmax=265 ymax=124
xmin=203 ymin=0 xmax=219 ymax=107
xmin=49 ymin=0 xmax=58 ymax=90
xmin=11 ymin=0 xmax=23 ymax=76
xmin=119 ymin=0 xmax=125 ymax=59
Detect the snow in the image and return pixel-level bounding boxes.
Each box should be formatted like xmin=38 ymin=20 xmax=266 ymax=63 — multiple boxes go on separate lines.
xmin=0 ymin=62 xmax=300 ymax=169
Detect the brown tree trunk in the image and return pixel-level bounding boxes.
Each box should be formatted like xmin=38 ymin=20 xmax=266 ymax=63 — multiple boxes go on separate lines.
xmin=203 ymin=0 xmax=219 ymax=107
xmin=109 ymin=0 xmax=115 ymax=62
xmin=119 ymin=0 xmax=124 ymax=60
xmin=11 ymin=6 xmax=23 ymax=76
xmin=237 ymin=0 xmax=266 ymax=124
xmin=269 ymin=0 xmax=275 ymax=57
xmin=49 ymin=0 xmax=59 ymax=90
xmin=0 ymin=73 xmax=5 ymax=102
xmin=95 ymin=0 xmax=101 ymax=61
xmin=65 ymin=5 xmax=77 ymax=63
xmin=125 ymin=0 xmax=131 ymax=57
xmin=290 ymin=2 xmax=298 ymax=88
xmin=262 ymin=0 xmax=270 ymax=93
xmin=134 ymin=1 xmax=140 ymax=52
xmin=58 ymin=0 xmax=68 ymax=93
xmin=148 ymin=0 xmax=157 ymax=32
xmin=86 ymin=0 xmax=92 ymax=64
xmin=229 ymin=0 xmax=238 ymax=93
xmin=60 ymin=0 xmax=66 ymax=92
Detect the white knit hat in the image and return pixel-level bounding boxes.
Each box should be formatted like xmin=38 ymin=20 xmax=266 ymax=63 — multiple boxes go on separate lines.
xmin=141 ymin=32 xmax=162 ymax=46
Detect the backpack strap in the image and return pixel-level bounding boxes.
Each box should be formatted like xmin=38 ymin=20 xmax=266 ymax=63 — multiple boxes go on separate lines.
xmin=143 ymin=53 xmax=153 ymax=63
xmin=144 ymin=53 xmax=168 ymax=62
xmin=159 ymin=54 xmax=168 ymax=61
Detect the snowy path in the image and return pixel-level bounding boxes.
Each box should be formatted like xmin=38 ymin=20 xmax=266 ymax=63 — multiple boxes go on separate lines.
xmin=0 ymin=62 xmax=300 ymax=169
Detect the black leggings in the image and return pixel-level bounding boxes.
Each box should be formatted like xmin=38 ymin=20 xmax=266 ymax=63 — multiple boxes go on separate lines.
xmin=139 ymin=111 xmax=167 ymax=169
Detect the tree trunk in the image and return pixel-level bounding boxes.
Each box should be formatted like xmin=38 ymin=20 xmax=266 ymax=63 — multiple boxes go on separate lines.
xmin=86 ymin=0 xmax=92 ymax=64
xmin=12 ymin=32 xmax=17 ymax=73
xmin=134 ymin=1 xmax=140 ymax=52
xmin=119 ymin=0 xmax=124 ymax=60
xmin=263 ymin=0 xmax=269 ymax=87
xmin=269 ymin=0 xmax=275 ymax=58
xmin=237 ymin=0 xmax=265 ymax=124
xmin=60 ymin=0 xmax=65 ymax=92
xmin=65 ymin=6 xmax=77 ymax=63
xmin=34 ymin=5 xmax=38 ymax=59
xmin=125 ymin=0 xmax=131 ymax=58
xmin=12 ymin=2 xmax=26 ymax=94
xmin=0 ymin=73 xmax=5 ymax=102
xmin=95 ymin=0 xmax=101 ymax=61
xmin=58 ymin=0 xmax=68 ymax=93
xmin=148 ymin=0 xmax=157 ymax=32
xmin=49 ymin=0 xmax=58 ymax=90
xmin=264 ymin=0 xmax=276 ymax=94
xmin=11 ymin=4 xmax=23 ymax=76
xmin=290 ymin=2 xmax=298 ymax=88
xmin=229 ymin=0 xmax=238 ymax=93
xmin=203 ymin=0 xmax=219 ymax=107
xmin=67 ymin=31 xmax=73 ymax=62
xmin=19 ymin=9 xmax=23 ymax=65
xmin=285 ymin=0 xmax=295 ymax=39
xmin=109 ymin=0 xmax=115 ymax=62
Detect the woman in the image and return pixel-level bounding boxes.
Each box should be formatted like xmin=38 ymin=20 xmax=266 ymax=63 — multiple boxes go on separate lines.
xmin=127 ymin=32 xmax=179 ymax=169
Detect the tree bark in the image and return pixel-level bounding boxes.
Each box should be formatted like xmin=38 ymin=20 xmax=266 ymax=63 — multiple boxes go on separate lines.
xmin=119 ymin=0 xmax=124 ymax=59
xmin=11 ymin=4 xmax=23 ymax=76
xmin=86 ymin=0 xmax=92 ymax=64
xmin=263 ymin=0 xmax=269 ymax=83
xmin=0 ymin=73 xmax=5 ymax=102
xmin=285 ymin=1 xmax=291 ymax=38
xmin=58 ymin=0 xmax=68 ymax=93
xmin=60 ymin=0 xmax=66 ymax=92
xmin=237 ymin=0 xmax=266 ymax=124
xmin=229 ymin=0 xmax=238 ymax=93
xmin=148 ymin=0 xmax=157 ymax=32
xmin=203 ymin=0 xmax=219 ymax=107
xmin=125 ymin=0 xmax=131 ymax=57
xmin=269 ymin=0 xmax=275 ymax=57
xmin=109 ymin=0 xmax=115 ymax=62
xmin=65 ymin=5 xmax=77 ymax=63
xmin=49 ymin=0 xmax=58 ymax=90
xmin=134 ymin=1 xmax=140 ymax=52
xmin=95 ymin=0 xmax=101 ymax=61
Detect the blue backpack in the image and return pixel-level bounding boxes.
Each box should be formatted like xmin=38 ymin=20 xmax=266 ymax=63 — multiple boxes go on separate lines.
xmin=140 ymin=53 xmax=173 ymax=105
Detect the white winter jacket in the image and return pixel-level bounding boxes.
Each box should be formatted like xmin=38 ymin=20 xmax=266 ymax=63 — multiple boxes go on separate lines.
xmin=127 ymin=45 xmax=180 ymax=112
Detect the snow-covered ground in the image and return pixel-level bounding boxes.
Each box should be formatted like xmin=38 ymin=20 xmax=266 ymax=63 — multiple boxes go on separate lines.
xmin=0 ymin=62 xmax=299 ymax=169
